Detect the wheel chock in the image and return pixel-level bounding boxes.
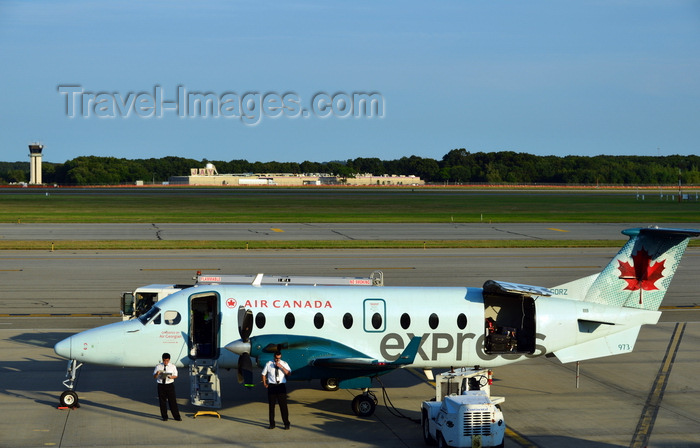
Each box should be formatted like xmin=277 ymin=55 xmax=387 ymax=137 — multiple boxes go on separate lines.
xmin=193 ymin=410 xmax=221 ymax=419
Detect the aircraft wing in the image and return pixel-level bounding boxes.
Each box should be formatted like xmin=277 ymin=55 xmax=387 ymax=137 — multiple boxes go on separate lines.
xmin=311 ymin=336 xmax=421 ymax=370
xmin=226 ymin=335 xmax=422 ymax=382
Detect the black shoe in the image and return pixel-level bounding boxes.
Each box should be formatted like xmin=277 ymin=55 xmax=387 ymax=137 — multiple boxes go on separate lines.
xmin=174 ymin=417 xmax=182 ymax=421
xmin=162 ymin=418 xmax=168 ymax=421
xmin=268 ymin=425 xmax=275 ymax=429
xmin=284 ymin=424 xmax=290 ymax=430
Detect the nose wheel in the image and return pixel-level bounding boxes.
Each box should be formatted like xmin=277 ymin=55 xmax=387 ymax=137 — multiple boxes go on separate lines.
xmin=59 ymin=359 xmax=82 ymax=408
xmin=59 ymin=390 xmax=79 ymax=408
xmin=351 ymin=391 xmax=377 ymax=417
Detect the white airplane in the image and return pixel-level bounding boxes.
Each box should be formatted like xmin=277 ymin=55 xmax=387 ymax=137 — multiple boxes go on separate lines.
xmin=54 ymin=227 xmax=699 ymax=417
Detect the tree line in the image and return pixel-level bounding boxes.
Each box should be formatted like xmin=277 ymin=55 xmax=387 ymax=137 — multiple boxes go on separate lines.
xmin=1 ymin=150 xmax=699 ymax=185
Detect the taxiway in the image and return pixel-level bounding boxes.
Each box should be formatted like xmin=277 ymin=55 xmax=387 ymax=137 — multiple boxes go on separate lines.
xmin=1 ymin=243 xmax=699 ymax=447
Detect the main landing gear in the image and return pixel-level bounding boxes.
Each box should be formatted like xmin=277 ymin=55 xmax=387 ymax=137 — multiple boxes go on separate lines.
xmin=320 ymin=377 xmax=340 ymax=392
xmin=320 ymin=379 xmax=379 ymax=417
xmin=351 ymin=390 xmax=378 ymax=417
xmin=320 ymin=378 xmax=377 ymax=417
xmin=59 ymin=359 xmax=82 ymax=408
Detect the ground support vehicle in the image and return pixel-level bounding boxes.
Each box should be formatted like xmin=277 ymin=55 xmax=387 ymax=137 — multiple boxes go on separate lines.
xmin=422 ymin=367 xmax=505 ymax=448
xmin=120 ymin=271 xmax=383 ymax=320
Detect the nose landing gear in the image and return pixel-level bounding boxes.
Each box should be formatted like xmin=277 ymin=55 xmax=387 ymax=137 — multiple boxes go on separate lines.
xmin=59 ymin=359 xmax=82 ymax=408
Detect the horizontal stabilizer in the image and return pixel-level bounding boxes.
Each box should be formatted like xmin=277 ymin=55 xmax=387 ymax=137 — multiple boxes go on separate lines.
xmin=629 ymin=227 xmax=700 ymax=238
xmin=554 ymin=326 xmax=641 ymax=363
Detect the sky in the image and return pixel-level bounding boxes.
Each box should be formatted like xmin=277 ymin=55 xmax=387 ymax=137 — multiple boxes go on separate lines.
xmin=0 ymin=1 xmax=699 ymax=164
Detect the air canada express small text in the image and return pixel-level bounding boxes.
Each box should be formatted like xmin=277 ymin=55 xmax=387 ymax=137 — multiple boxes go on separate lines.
xmin=57 ymin=85 xmax=384 ymax=125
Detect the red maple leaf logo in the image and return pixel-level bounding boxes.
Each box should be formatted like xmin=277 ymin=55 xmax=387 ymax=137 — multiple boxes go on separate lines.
xmin=618 ymin=247 xmax=665 ymax=291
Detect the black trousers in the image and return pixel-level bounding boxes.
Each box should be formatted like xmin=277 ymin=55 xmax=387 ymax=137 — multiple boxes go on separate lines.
xmin=267 ymin=383 xmax=289 ymax=427
xmin=157 ymin=382 xmax=181 ymax=420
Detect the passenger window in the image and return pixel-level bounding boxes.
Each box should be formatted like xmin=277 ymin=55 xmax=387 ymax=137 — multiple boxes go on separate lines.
xmin=372 ymin=312 xmax=383 ymax=330
xmin=400 ymin=313 xmax=411 ymax=330
xmin=163 ymin=310 xmax=181 ymax=325
xmin=457 ymin=313 xmax=467 ymax=330
xmin=314 ymin=312 xmax=324 ymax=329
xmin=429 ymin=313 xmax=439 ymax=330
xmin=284 ymin=312 xmax=295 ymax=329
xmin=343 ymin=312 xmax=353 ymax=329
xmin=256 ymin=312 xmax=266 ymax=329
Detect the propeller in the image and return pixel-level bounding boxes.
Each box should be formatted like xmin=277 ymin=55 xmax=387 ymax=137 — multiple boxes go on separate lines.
xmin=236 ymin=306 xmax=255 ymax=387
xmin=238 ymin=306 xmax=253 ymax=342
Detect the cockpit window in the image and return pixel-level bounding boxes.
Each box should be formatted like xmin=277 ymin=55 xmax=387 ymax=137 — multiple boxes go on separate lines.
xmin=138 ymin=305 xmax=161 ymax=325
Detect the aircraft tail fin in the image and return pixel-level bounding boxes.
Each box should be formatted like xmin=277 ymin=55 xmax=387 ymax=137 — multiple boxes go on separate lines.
xmin=580 ymin=227 xmax=699 ymax=311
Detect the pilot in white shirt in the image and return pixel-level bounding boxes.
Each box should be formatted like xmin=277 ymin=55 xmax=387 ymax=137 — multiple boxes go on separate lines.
xmin=261 ymin=351 xmax=292 ymax=429
xmin=152 ymin=353 xmax=181 ymax=421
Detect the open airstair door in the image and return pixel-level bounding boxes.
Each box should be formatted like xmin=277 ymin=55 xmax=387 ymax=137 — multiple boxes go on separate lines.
xmin=189 ymin=359 xmax=222 ymax=408
xmin=482 ymin=280 xmax=551 ymax=355
xmin=188 ymin=292 xmax=222 ymax=408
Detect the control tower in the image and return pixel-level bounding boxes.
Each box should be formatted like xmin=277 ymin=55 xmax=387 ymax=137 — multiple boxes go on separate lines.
xmin=28 ymin=143 xmax=44 ymax=185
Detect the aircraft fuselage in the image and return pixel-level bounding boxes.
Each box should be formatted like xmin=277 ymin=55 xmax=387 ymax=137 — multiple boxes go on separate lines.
xmin=54 ymin=283 xmax=658 ymax=372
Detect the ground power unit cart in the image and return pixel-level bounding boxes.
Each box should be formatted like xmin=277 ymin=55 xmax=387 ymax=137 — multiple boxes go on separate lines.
xmin=421 ymin=367 xmax=505 ymax=448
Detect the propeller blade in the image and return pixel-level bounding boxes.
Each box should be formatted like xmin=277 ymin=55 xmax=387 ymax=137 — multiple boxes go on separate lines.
xmin=237 ymin=352 xmax=254 ymax=387
xmin=238 ymin=306 xmax=253 ymax=342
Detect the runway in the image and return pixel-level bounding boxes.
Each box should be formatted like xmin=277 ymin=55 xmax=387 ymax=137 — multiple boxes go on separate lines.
xmin=1 ymin=247 xmax=700 ymax=447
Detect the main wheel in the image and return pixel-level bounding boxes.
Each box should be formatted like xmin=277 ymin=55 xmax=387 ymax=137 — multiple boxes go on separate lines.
xmin=320 ymin=377 xmax=339 ymax=392
xmin=422 ymin=410 xmax=436 ymax=445
xmin=59 ymin=390 xmax=79 ymax=407
xmin=351 ymin=395 xmax=376 ymax=417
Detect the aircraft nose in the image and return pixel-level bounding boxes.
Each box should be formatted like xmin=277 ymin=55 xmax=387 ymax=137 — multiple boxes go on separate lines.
xmin=54 ymin=336 xmax=73 ymax=359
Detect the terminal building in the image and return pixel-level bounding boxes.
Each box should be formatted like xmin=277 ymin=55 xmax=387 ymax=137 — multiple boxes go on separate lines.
xmin=169 ymin=164 xmax=424 ymax=187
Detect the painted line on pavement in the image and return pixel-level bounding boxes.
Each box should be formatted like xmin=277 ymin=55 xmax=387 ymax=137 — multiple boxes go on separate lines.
xmin=629 ymin=322 xmax=685 ymax=448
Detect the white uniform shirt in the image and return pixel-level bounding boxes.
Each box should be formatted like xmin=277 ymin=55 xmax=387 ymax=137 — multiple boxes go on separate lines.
xmin=262 ymin=359 xmax=291 ymax=384
xmin=153 ymin=362 xmax=178 ymax=385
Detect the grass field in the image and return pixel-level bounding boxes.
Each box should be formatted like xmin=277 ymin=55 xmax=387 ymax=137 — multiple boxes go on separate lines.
xmin=2 ymin=187 xmax=699 ymax=223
